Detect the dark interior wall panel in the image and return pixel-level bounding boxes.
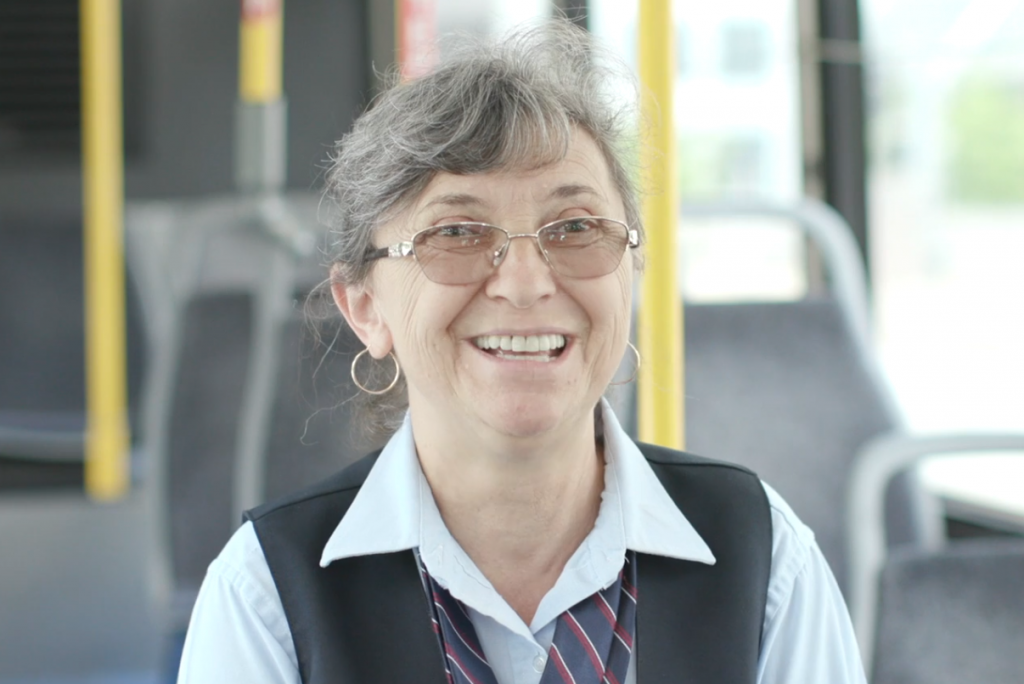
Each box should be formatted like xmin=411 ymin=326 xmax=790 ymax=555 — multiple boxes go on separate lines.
xmin=0 ymin=219 xmax=146 ymax=417
xmin=0 ymin=0 xmax=370 ymax=217
xmin=131 ymin=0 xmax=370 ymax=198
xmin=282 ymin=1 xmax=371 ymax=191
xmin=818 ymin=0 xmax=869 ymax=271
xmin=132 ymin=0 xmax=238 ymax=198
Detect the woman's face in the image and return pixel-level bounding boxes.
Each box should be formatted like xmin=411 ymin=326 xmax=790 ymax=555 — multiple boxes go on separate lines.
xmin=339 ymin=131 xmax=635 ymax=442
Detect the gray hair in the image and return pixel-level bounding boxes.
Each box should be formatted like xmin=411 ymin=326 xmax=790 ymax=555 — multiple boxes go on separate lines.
xmin=320 ymin=19 xmax=643 ymax=439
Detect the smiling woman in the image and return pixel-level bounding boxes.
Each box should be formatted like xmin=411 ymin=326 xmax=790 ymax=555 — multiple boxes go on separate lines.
xmin=177 ymin=20 xmax=868 ymax=684
xmin=323 ymin=21 xmax=644 ymax=440
xmin=337 ymin=131 xmax=636 ymax=447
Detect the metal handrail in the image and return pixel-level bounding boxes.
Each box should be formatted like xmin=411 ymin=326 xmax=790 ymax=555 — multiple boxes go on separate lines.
xmin=678 ymin=198 xmax=902 ymax=422
xmin=0 ymin=426 xmax=84 ymax=463
xmin=847 ymin=432 xmax=1024 ymax=673
xmin=679 ymin=198 xmax=871 ymax=346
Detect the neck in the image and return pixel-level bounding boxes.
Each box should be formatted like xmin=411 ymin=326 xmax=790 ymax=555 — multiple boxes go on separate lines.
xmin=410 ymin=403 xmax=605 ymax=625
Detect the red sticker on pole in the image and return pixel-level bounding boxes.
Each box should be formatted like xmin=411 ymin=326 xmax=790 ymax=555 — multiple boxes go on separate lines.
xmin=398 ymin=0 xmax=438 ymax=80
xmin=241 ymin=0 xmax=281 ymax=21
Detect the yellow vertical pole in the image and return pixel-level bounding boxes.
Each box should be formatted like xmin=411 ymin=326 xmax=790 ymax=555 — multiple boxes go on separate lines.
xmin=81 ymin=0 xmax=130 ymax=499
xmin=239 ymin=0 xmax=283 ymax=103
xmin=638 ymin=0 xmax=685 ymax=449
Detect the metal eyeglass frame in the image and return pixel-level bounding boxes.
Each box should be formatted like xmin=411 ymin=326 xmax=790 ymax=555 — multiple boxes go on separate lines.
xmin=362 ymin=216 xmax=641 ymax=283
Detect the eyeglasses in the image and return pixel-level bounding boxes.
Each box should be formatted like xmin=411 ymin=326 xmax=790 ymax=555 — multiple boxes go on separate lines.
xmin=362 ymin=216 xmax=640 ymax=285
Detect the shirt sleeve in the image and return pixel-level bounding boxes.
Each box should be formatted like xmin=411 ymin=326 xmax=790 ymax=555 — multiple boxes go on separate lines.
xmin=757 ymin=484 xmax=868 ymax=684
xmin=177 ymin=522 xmax=300 ymax=684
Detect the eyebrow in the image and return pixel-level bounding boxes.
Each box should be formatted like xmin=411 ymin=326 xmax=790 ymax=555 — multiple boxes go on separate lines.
xmin=547 ymin=184 xmax=602 ymax=201
xmin=422 ymin=193 xmax=488 ymax=210
xmin=420 ymin=184 xmax=603 ymax=212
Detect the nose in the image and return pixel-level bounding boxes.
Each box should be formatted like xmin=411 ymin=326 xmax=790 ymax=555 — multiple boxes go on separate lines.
xmin=484 ymin=233 xmax=556 ymax=307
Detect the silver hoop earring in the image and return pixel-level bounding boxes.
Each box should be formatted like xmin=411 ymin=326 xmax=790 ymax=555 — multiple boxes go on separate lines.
xmin=351 ymin=348 xmax=402 ymax=395
xmin=609 ymin=341 xmax=641 ymax=386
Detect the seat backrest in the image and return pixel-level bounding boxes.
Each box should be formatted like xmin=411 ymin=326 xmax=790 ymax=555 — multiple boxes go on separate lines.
xmin=262 ymin=309 xmax=377 ymax=502
xmin=871 ymin=539 xmax=1024 ymax=684
xmin=684 ymin=299 xmax=903 ymax=593
xmin=0 ymin=492 xmax=165 ymax=681
xmin=128 ymin=195 xmax=329 ymax=607
xmin=165 ymin=292 xmax=373 ymax=597
xmin=846 ymin=432 xmax=1024 ymax=671
xmin=167 ymin=293 xmax=254 ymax=591
xmin=626 ymin=200 xmax=934 ymax=596
xmin=0 ymin=219 xmax=163 ymax=681
xmin=0 ymin=218 xmax=146 ymax=480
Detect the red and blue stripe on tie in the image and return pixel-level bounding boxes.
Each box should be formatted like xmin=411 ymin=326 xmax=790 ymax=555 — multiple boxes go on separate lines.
xmin=423 ymin=552 xmax=638 ymax=684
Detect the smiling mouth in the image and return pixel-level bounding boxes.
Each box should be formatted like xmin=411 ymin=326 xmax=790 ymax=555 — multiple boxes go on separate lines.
xmin=472 ymin=334 xmax=567 ymax=362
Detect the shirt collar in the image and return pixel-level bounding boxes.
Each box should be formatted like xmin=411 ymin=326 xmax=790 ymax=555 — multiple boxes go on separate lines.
xmin=601 ymin=403 xmax=715 ymax=564
xmin=319 ymin=413 xmax=421 ymax=565
xmin=320 ymin=399 xmax=715 ymax=568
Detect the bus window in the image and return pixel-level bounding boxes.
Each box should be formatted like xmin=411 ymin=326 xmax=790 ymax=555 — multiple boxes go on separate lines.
xmin=590 ymin=0 xmax=808 ymax=302
xmin=865 ymin=0 xmax=1024 ymax=522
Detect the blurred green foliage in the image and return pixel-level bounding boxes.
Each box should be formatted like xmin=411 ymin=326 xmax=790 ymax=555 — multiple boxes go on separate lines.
xmin=947 ymin=73 xmax=1024 ymax=203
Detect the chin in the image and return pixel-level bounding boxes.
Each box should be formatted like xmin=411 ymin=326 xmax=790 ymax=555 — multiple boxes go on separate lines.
xmin=477 ymin=394 xmax=584 ymax=440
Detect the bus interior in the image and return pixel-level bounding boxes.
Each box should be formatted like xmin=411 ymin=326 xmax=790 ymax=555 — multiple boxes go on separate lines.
xmin=1 ymin=0 xmax=1023 ymax=682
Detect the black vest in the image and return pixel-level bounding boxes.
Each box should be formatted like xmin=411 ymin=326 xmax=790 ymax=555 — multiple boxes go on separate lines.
xmin=246 ymin=442 xmax=772 ymax=683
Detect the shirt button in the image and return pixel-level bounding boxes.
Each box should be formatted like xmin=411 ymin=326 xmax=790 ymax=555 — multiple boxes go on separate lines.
xmin=533 ymin=654 xmax=547 ymax=673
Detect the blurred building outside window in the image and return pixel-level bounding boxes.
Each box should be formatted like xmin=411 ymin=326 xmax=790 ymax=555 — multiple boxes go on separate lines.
xmin=434 ymin=0 xmax=550 ymax=52
xmin=592 ymin=0 xmax=807 ymax=303
xmin=720 ymin=20 xmax=772 ymax=76
xmin=677 ymin=25 xmax=690 ymax=75
xmin=864 ymin=0 xmax=1024 ymax=515
xmin=590 ymin=0 xmax=1024 ymax=519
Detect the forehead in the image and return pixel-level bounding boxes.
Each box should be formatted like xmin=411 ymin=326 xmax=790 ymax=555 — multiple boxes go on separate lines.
xmin=409 ymin=132 xmax=622 ymax=217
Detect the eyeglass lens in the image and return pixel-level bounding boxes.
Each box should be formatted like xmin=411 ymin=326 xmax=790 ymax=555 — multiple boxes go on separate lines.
xmin=412 ymin=218 xmax=629 ymax=285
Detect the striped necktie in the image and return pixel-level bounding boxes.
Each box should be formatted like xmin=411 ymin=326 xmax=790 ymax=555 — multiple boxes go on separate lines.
xmin=423 ymin=551 xmax=638 ymax=684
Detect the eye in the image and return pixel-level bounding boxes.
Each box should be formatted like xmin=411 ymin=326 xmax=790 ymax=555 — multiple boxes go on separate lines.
xmin=417 ymin=223 xmax=498 ymax=254
xmin=543 ymin=217 xmax=599 ymax=244
xmin=436 ymin=223 xmax=481 ymax=238
xmin=559 ymin=218 xmax=593 ymax=233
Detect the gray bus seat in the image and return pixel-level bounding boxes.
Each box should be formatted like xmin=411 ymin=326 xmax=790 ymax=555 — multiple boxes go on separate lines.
xmin=123 ymin=195 xmax=322 ymax=630
xmin=0 ymin=492 xmax=167 ymax=684
xmin=871 ymin=539 xmax=1024 ymax=684
xmin=624 ymin=199 xmax=936 ymax=597
xmin=0 ymin=218 xmax=147 ymax=484
xmin=848 ymin=433 xmax=1024 ymax=675
xmin=684 ymin=298 xmax=910 ymax=593
xmin=0 ymin=218 xmax=164 ymax=683
xmin=262 ymin=308 xmax=374 ymax=502
xmin=167 ymin=294 xmax=254 ymax=595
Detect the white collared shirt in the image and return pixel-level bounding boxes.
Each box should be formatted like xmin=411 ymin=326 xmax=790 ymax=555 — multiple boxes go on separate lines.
xmin=178 ymin=401 xmax=867 ymax=684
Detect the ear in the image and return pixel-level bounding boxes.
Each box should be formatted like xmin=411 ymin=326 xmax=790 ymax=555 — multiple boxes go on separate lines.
xmin=331 ymin=267 xmax=393 ymax=359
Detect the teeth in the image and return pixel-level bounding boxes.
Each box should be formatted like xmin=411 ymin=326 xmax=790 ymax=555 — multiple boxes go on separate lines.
xmin=495 ymin=352 xmax=555 ymax=362
xmin=473 ymin=334 xmax=566 ymax=353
